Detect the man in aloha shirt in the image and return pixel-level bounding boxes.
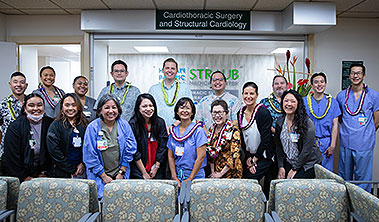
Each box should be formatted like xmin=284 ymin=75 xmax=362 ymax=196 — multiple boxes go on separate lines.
xmin=148 ymin=58 xmax=193 ymax=127
xmin=0 ymin=72 xmax=28 ymax=174
xmin=94 ymin=60 xmax=141 ymax=121
xmin=259 ymin=75 xmax=288 ymax=133
xmin=196 ymin=71 xmax=241 ymax=131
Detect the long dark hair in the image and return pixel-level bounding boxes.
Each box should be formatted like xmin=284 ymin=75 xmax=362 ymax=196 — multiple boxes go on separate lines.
xmin=132 ymin=93 xmax=159 ymax=140
xmin=21 ymin=93 xmax=44 ymax=114
xmin=280 ymin=90 xmax=308 ymax=137
xmin=57 ymin=93 xmax=89 ymax=127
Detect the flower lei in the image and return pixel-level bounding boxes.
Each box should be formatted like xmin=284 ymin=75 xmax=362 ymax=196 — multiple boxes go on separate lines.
xmin=344 ymin=84 xmax=367 ymax=116
xmin=6 ymin=94 xmax=17 ymax=120
xmin=238 ymin=104 xmax=263 ymax=130
xmin=306 ymin=92 xmax=332 ymax=119
xmin=109 ymin=82 xmax=131 ymax=105
xmin=206 ymin=120 xmax=234 ymax=158
xmin=38 ymin=83 xmax=64 ymax=109
xmin=268 ymin=93 xmax=282 ymax=113
xmin=169 ymin=122 xmax=203 ymax=142
xmin=161 ymin=80 xmax=179 ymax=106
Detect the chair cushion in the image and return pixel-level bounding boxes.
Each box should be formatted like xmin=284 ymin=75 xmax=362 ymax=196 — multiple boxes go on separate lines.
xmin=0 ymin=176 xmax=20 ymax=210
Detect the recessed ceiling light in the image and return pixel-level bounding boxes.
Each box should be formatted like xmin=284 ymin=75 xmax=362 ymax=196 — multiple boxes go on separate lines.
xmin=134 ymin=46 xmax=169 ymax=53
xmin=271 ymin=48 xmax=290 ymax=54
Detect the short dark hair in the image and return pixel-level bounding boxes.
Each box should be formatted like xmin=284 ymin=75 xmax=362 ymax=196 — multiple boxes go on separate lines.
xmin=211 ymin=99 xmax=229 ymax=115
xmin=311 ymin=72 xmax=327 ymax=84
xmin=96 ymin=94 xmax=122 ymax=120
xmin=174 ymin=97 xmax=196 ymax=121
xmin=73 ymin=76 xmax=88 ymax=85
xmin=10 ymin=71 xmax=26 ymax=80
xmin=39 ymin=66 xmax=56 ymax=76
xmin=210 ymin=71 xmax=227 ymax=84
xmin=242 ymin=81 xmax=259 ymax=94
xmin=272 ymin=75 xmax=288 ymax=86
xmin=163 ymin=58 xmax=178 ymax=70
xmin=111 ymin=60 xmax=128 ymax=72
xmin=349 ymin=63 xmax=365 ymax=75
xmin=21 ymin=93 xmax=44 ymax=114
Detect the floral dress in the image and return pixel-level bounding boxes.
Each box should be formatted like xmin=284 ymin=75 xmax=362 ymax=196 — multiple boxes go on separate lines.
xmin=207 ymin=121 xmax=243 ymax=178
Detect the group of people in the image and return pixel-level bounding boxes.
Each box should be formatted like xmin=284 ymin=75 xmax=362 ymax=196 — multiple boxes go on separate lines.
xmin=0 ymin=58 xmax=377 ymax=199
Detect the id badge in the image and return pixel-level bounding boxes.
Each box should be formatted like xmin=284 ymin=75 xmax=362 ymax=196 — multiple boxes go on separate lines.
xmin=290 ymin=132 xmax=300 ymax=143
xmin=29 ymin=139 xmax=36 ymax=149
xmin=225 ymin=131 xmax=232 ymax=140
xmin=175 ymin=146 xmax=184 ymax=156
xmin=83 ymin=111 xmax=91 ymax=118
xmin=73 ymin=136 xmax=82 ymax=147
xmin=53 ymin=95 xmax=60 ymax=103
xmin=358 ymin=116 xmax=367 ymax=125
xmin=97 ymin=140 xmax=108 ymax=151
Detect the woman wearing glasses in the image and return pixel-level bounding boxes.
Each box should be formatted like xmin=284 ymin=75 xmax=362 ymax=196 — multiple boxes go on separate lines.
xmin=207 ymin=99 xmax=242 ymax=178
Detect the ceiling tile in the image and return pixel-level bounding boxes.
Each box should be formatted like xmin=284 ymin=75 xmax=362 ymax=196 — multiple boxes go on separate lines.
xmin=50 ymin=0 xmax=108 ymax=9
xmin=21 ymin=9 xmax=69 ymax=15
xmin=0 ymin=2 xmax=11 ymax=9
xmin=313 ymin=0 xmax=364 ymax=12
xmin=103 ymin=0 xmax=156 ymax=9
xmin=156 ymin=0 xmax=204 ymax=10
xmin=204 ymin=47 xmax=239 ymax=54
xmin=0 ymin=9 xmax=24 ymax=15
xmin=66 ymin=9 xmax=81 ymax=15
xmin=338 ymin=11 xmax=379 ymax=18
xmin=350 ymin=0 xmax=379 ymax=12
xmin=205 ymin=0 xmax=256 ymax=10
xmin=169 ymin=46 xmax=204 ymax=54
xmin=1 ymin=0 xmax=58 ymax=9
xmin=253 ymin=0 xmax=293 ymax=11
xmin=236 ymin=47 xmax=272 ymax=54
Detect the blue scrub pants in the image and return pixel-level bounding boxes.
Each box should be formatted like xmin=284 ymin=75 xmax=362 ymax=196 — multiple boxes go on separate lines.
xmin=317 ymin=137 xmax=333 ymax=171
xmin=338 ymin=146 xmax=373 ymax=192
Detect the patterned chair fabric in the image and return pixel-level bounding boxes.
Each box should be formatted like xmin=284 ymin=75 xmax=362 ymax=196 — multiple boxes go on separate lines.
xmin=0 ymin=180 xmax=7 ymax=210
xmin=102 ymin=180 xmax=177 ymax=222
xmin=190 ymin=179 xmax=264 ymax=222
xmin=346 ymin=182 xmax=379 ymax=222
xmin=0 ymin=176 xmax=20 ymax=210
xmin=17 ymin=179 xmax=90 ymax=222
xmin=273 ymin=179 xmax=349 ymax=222
xmin=33 ymin=177 xmax=99 ymax=213
xmin=314 ymin=164 xmax=345 ymax=184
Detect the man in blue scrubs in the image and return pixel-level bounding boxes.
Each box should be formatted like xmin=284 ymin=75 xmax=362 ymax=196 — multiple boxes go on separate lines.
xmin=336 ymin=64 xmax=379 ymax=192
xmin=304 ymin=72 xmax=341 ymax=171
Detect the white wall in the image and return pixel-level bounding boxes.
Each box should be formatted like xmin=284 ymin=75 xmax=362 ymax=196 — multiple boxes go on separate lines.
xmin=0 ymin=13 xmax=5 ymax=41
xmin=314 ymin=18 xmax=379 ymax=179
xmin=19 ymin=46 xmax=38 ymax=94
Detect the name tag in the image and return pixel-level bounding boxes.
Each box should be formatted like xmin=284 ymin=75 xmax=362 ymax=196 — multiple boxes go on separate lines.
xmin=175 ymin=146 xmax=184 ymax=156
xmin=97 ymin=140 xmax=108 ymax=151
xmin=53 ymin=95 xmax=60 ymax=103
xmin=358 ymin=116 xmax=367 ymax=125
xmin=290 ymin=132 xmax=300 ymax=143
xmin=73 ymin=136 xmax=82 ymax=147
xmin=225 ymin=132 xmax=232 ymax=140
xmin=29 ymin=139 xmax=36 ymax=149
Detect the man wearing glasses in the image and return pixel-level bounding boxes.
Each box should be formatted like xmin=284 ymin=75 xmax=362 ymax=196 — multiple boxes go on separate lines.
xmin=336 ymin=63 xmax=379 ymax=192
xmin=95 ymin=60 xmax=141 ymax=121
xmin=196 ymin=70 xmax=241 ymax=131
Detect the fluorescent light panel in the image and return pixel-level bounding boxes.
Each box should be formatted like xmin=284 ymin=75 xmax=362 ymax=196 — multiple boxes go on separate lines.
xmin=63 ymin=45 xmax=81 ymax=53
xmin=134 ymin=46 xmax=169 ymax=53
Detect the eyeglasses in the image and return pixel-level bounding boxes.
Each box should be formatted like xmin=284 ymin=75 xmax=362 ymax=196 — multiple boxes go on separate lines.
xmin=350 ymin=71 xmax=364 ymax=76
xmin=113 ymin=70 xmax=126 ymax=74
xmin=212 ymin=78 xmax=224 ymax=82
xmin=211 ymin=111 xmax=226 ymax=116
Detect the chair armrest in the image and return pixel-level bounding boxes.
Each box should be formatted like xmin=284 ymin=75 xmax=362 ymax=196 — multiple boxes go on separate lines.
xmin=78 ymin=213 xmax=92 ymax=222
xmin=0 ymin=209 xmax=15 ymax=221
xmin=264 ymin=212 xmax=274 ymax=222
xmin=86 ymin=212 xmax=101 ymax=222
xmin=350 ymin=212 xmax=365 ymax=222
xmin=271 ymin=211 xmax=282 ymax=222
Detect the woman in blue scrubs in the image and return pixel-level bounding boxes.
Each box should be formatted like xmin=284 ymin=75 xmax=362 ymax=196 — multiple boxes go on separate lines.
xmin=167 ymin=97 xmax=207 ymax=187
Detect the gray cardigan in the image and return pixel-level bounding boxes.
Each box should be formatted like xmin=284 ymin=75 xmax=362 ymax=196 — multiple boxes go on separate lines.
xmin=274 ymin=115 xmax=322 ymax=171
